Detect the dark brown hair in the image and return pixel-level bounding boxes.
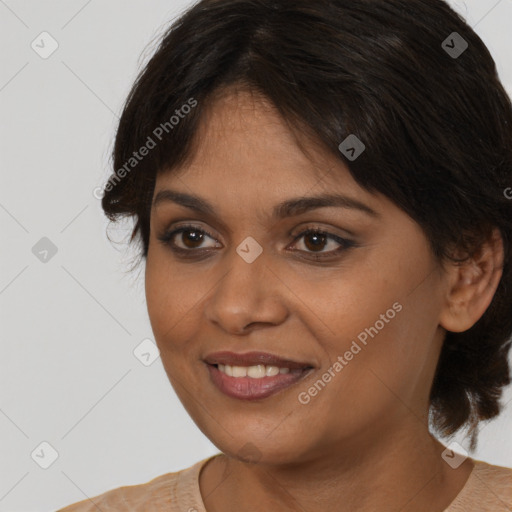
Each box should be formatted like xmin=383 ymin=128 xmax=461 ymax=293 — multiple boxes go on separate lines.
xmin=102 ymin=0 xmax=512 ymax=450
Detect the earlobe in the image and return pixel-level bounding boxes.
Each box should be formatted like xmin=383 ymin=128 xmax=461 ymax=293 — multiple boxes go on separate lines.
xmin=439 ymin=228 xmax=504 ymax=333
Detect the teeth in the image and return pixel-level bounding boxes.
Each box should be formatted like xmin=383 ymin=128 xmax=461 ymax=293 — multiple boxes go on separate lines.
xmin=232 ymin=365 xmax=247 ymax=377
xmin=266 ymin=365 xmax=279 ymax=377
xmin=248 ymin=365 xmax=265 ymax=378
xmin=217 ymin=364 xmax=293 ymax=378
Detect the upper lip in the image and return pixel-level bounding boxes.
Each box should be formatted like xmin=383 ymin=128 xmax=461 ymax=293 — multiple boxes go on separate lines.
xmin=204 ymin=351 xmax=313 ymax=369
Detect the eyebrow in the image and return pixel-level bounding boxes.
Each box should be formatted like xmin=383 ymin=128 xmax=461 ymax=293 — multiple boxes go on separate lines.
xmin=152 ymin=189 xmax=380 ymax=219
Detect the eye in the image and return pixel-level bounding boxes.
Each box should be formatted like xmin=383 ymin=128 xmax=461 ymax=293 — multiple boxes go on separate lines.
xmin=289 ymin=228 xmax=356 ymax=259
xmin=157 ymin=224 xmax=356 ymax=260
xmin=157 ymin=224 xmax=220 ymax=253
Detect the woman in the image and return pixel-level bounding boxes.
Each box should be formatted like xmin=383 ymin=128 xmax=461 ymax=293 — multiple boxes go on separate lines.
xmin=58 ymin=0 xmax=512 ymax=510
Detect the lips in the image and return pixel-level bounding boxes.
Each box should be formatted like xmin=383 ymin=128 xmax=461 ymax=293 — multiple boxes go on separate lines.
xmin=203 ymin=351 xmax=314 ymax=401
xmin=203 ymin=351 xmax=313 ymax=370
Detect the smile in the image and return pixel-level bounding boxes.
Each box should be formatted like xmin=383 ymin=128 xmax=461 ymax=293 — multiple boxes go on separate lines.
xmin=218 ymin=363 xmax=292 ymax=378
xmin=203 ymin=351 xmax=315 ymax=400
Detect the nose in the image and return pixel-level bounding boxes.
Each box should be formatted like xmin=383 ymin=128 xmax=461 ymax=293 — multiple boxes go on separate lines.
xmin=203 ymin=247 xmax=289 ymax=334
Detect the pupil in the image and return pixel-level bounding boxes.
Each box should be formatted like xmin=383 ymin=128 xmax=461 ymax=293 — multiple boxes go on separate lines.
xmin=184 ymin=230 xmax=203 ymax=248
xmin=305 ymin=233 xmax=326 ymax=252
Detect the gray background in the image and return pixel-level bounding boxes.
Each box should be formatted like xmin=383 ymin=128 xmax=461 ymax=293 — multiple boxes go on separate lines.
xmin=1 ymin=1 xmax=511 ymax=510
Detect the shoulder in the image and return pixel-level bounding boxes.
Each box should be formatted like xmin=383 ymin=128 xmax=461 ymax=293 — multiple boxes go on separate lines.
xmin=447 ymin=459 xmax=512 ymax=511
xmin=55 ymin=471 xmax=179 ymax=511
xmin=55 ymin=455 xmax=216 ymax=512
xmin=472 ymin=459 xmax=512 ymax=493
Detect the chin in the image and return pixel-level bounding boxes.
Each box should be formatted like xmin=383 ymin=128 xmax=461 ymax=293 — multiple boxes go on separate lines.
xmin=207 ymin=429 xmax=312 ymax=466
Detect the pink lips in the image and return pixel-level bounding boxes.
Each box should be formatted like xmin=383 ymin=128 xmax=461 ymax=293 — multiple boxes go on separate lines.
xmin=204 ymin=351 xmax=313 ymax=401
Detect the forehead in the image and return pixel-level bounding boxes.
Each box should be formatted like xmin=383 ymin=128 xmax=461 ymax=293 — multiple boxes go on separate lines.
xmin=150 ymin=88 xmax=402 ymax=231
xmin=155 ymin=87 xmax=362 ymax=198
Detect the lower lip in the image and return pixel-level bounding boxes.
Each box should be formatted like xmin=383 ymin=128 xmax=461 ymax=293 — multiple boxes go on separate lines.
xmin=206 ymin=364 xmax=312 ymax=401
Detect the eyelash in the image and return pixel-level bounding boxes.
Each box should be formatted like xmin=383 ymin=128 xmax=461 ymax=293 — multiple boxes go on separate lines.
xmin=157 ymin=223 xmax=356 ymax=260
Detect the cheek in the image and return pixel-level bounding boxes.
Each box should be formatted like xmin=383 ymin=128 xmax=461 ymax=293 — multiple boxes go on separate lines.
xmin=300 ymin=273 xmax=440 ymax=418
xmin=317 ymin=294 xmax=441 ymax=431
xmin=145 ymin=254 xmax=198 ymax=353
xmin=145 ymin=262 xmax=205 ymax=395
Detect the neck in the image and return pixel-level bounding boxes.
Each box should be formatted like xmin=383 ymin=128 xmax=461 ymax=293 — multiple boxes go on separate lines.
xmin=199 ymin=422 xmax=474 ymax=512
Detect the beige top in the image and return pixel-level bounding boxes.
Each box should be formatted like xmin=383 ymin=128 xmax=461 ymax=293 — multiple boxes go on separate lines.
xmin=57 ymin=454 xmax=512 ymax=511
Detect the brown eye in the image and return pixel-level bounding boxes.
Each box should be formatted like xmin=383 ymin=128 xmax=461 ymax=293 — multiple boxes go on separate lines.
xmin=303 ymin=232 xmax=329 ymax=252
xmin=180 ymin=229 xmax=206 ymax=249
xmin=292 ymin=228 xmax=353 ymax=257
xmin=157 ymin=224 xmax=220 ymax=252
xmin=157 ymin=224 xmax=356 ymax=261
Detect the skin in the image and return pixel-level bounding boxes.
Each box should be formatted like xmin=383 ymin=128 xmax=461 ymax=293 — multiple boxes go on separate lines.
xmin=145 ymin=86 xmax=504 ymax=512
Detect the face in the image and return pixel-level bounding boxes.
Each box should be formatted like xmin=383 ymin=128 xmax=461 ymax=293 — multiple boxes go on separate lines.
xmin=145 ymin=87 xmax=450 ymax=465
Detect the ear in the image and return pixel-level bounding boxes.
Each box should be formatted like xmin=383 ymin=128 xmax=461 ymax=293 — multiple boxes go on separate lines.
xmin=439 ymin=227 xmax=504 ymax=333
